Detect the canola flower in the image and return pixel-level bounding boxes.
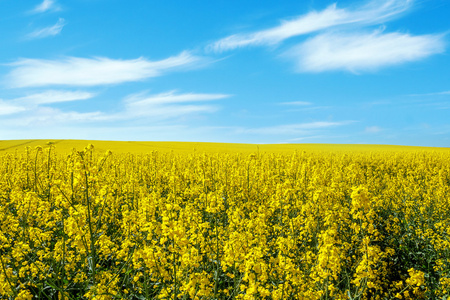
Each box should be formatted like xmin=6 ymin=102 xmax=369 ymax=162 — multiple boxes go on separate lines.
xmin=0 ymin=143 xmax=449 ymax=299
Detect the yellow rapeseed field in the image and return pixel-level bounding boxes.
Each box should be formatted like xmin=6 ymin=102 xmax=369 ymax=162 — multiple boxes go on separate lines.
xmin=0 ymin=141 xmax=449 ymax=299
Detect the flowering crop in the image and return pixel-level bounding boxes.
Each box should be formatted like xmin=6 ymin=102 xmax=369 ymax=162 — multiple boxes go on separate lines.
xmin=0 ymin=143 xmax=449 ymax=299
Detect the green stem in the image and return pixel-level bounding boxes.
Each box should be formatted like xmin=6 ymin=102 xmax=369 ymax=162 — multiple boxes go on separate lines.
xmin=81 ymin=153 xmax=97 ymax=282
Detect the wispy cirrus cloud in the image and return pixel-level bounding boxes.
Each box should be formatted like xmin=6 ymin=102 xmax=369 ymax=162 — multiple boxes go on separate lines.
xmin=239 ymin=121 xmax=353 ymax=135
xmin=0 ymin=87 xmax=229 ymax=133
xmin=286 ymin=135 xmax=329 ymax=142
xmin=7 ymin=106 xmax=106 ymax=125
xmin=31 ymin=0 xmax=60 ymax=14
xmin=5 ymin=51 xmax=202 ymax=88
xmin=0 ymin=90 xmax=94 ymax=117
xmin=285 ymin=30 xmax=445 ymax=73
xmin=208 ymin=0 xmax=412 ymax=52
xmin=208 ymin=0 xmax=446 ymax=73
xmin=26 ymin=18 xmax=66 ymax=39
xmin=279 ymin=101 xmax=332 ymax=112
xmin=408 ymin=90 xmax=450 ymax=97
xmin=15 ymin=90 xmax=95 ymax=105
xmin=365 ymin=126 xmax=383 ymax=133
xmin=0 ymin=100 xmax=26 ymax=116
xmin=1 ymin=90 xmax=229 ymax=126
xmin=124 ymin=90 xmax=230 ymax=119
xmin=280 ymin=101 xmax=312 ymax=106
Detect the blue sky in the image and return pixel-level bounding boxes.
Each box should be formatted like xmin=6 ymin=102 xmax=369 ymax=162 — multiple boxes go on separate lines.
xmin=0 ymin=0 xmax=449 ymax=146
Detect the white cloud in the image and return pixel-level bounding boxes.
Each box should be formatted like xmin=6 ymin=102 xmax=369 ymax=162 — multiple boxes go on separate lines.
xmin=31 ymin=0 xmax=59 ymax=13
xmin=0 ymin=106 xmax=109 ymax=128
xmin=365 ymin=126 xmax=382 ymax=133
xmin=408 ymin=90 xmax=450 ymax=96
xmin=0 ymin=90 xmax=95 ymax=119
xmin=287 ymin=135 xmax=327 ymax=142
xmin=11 ymin=106 xmax=106 ymax=126
xmin=286 ymin=30 xmax=445 ymax=73
xmin=27 ymin=18 xmax=66 ymax=39
xmin=280 ymin=101 xmax=312 ymax=106
xmin=126 ymin=90 xmax=229 ymax=106
xmin=0 ymin=89 xmax=228 ymax=128
xmin=0 ymin=100 xmax=26 ymax=116
xmin=208 ymin=0 xmax=412 ymax=52
xmin=0 ymin=90 xmax=93 ymax=120
xmin=124 ymin=90 xmax=230 ymax=119
xmin=15 ymin=90 xmax=94 ymax=105
xmin=6 ymin=51 xmax=202 ymax=88
xmin=241 ymin=121 xmax=352 ymax=135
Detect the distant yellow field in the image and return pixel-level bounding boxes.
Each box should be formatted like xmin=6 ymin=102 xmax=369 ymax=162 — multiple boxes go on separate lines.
xmin=0 ymin=139 xmax=447 ymax=154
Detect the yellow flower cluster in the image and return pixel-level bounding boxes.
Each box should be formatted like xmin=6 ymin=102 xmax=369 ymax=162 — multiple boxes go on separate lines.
xmin=0 ymin=144 xmax=449 ymax=299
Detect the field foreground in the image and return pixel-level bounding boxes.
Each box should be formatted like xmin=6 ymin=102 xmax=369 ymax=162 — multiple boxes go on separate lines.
xmin=0 ymin=141 xmax=449 ymax=299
